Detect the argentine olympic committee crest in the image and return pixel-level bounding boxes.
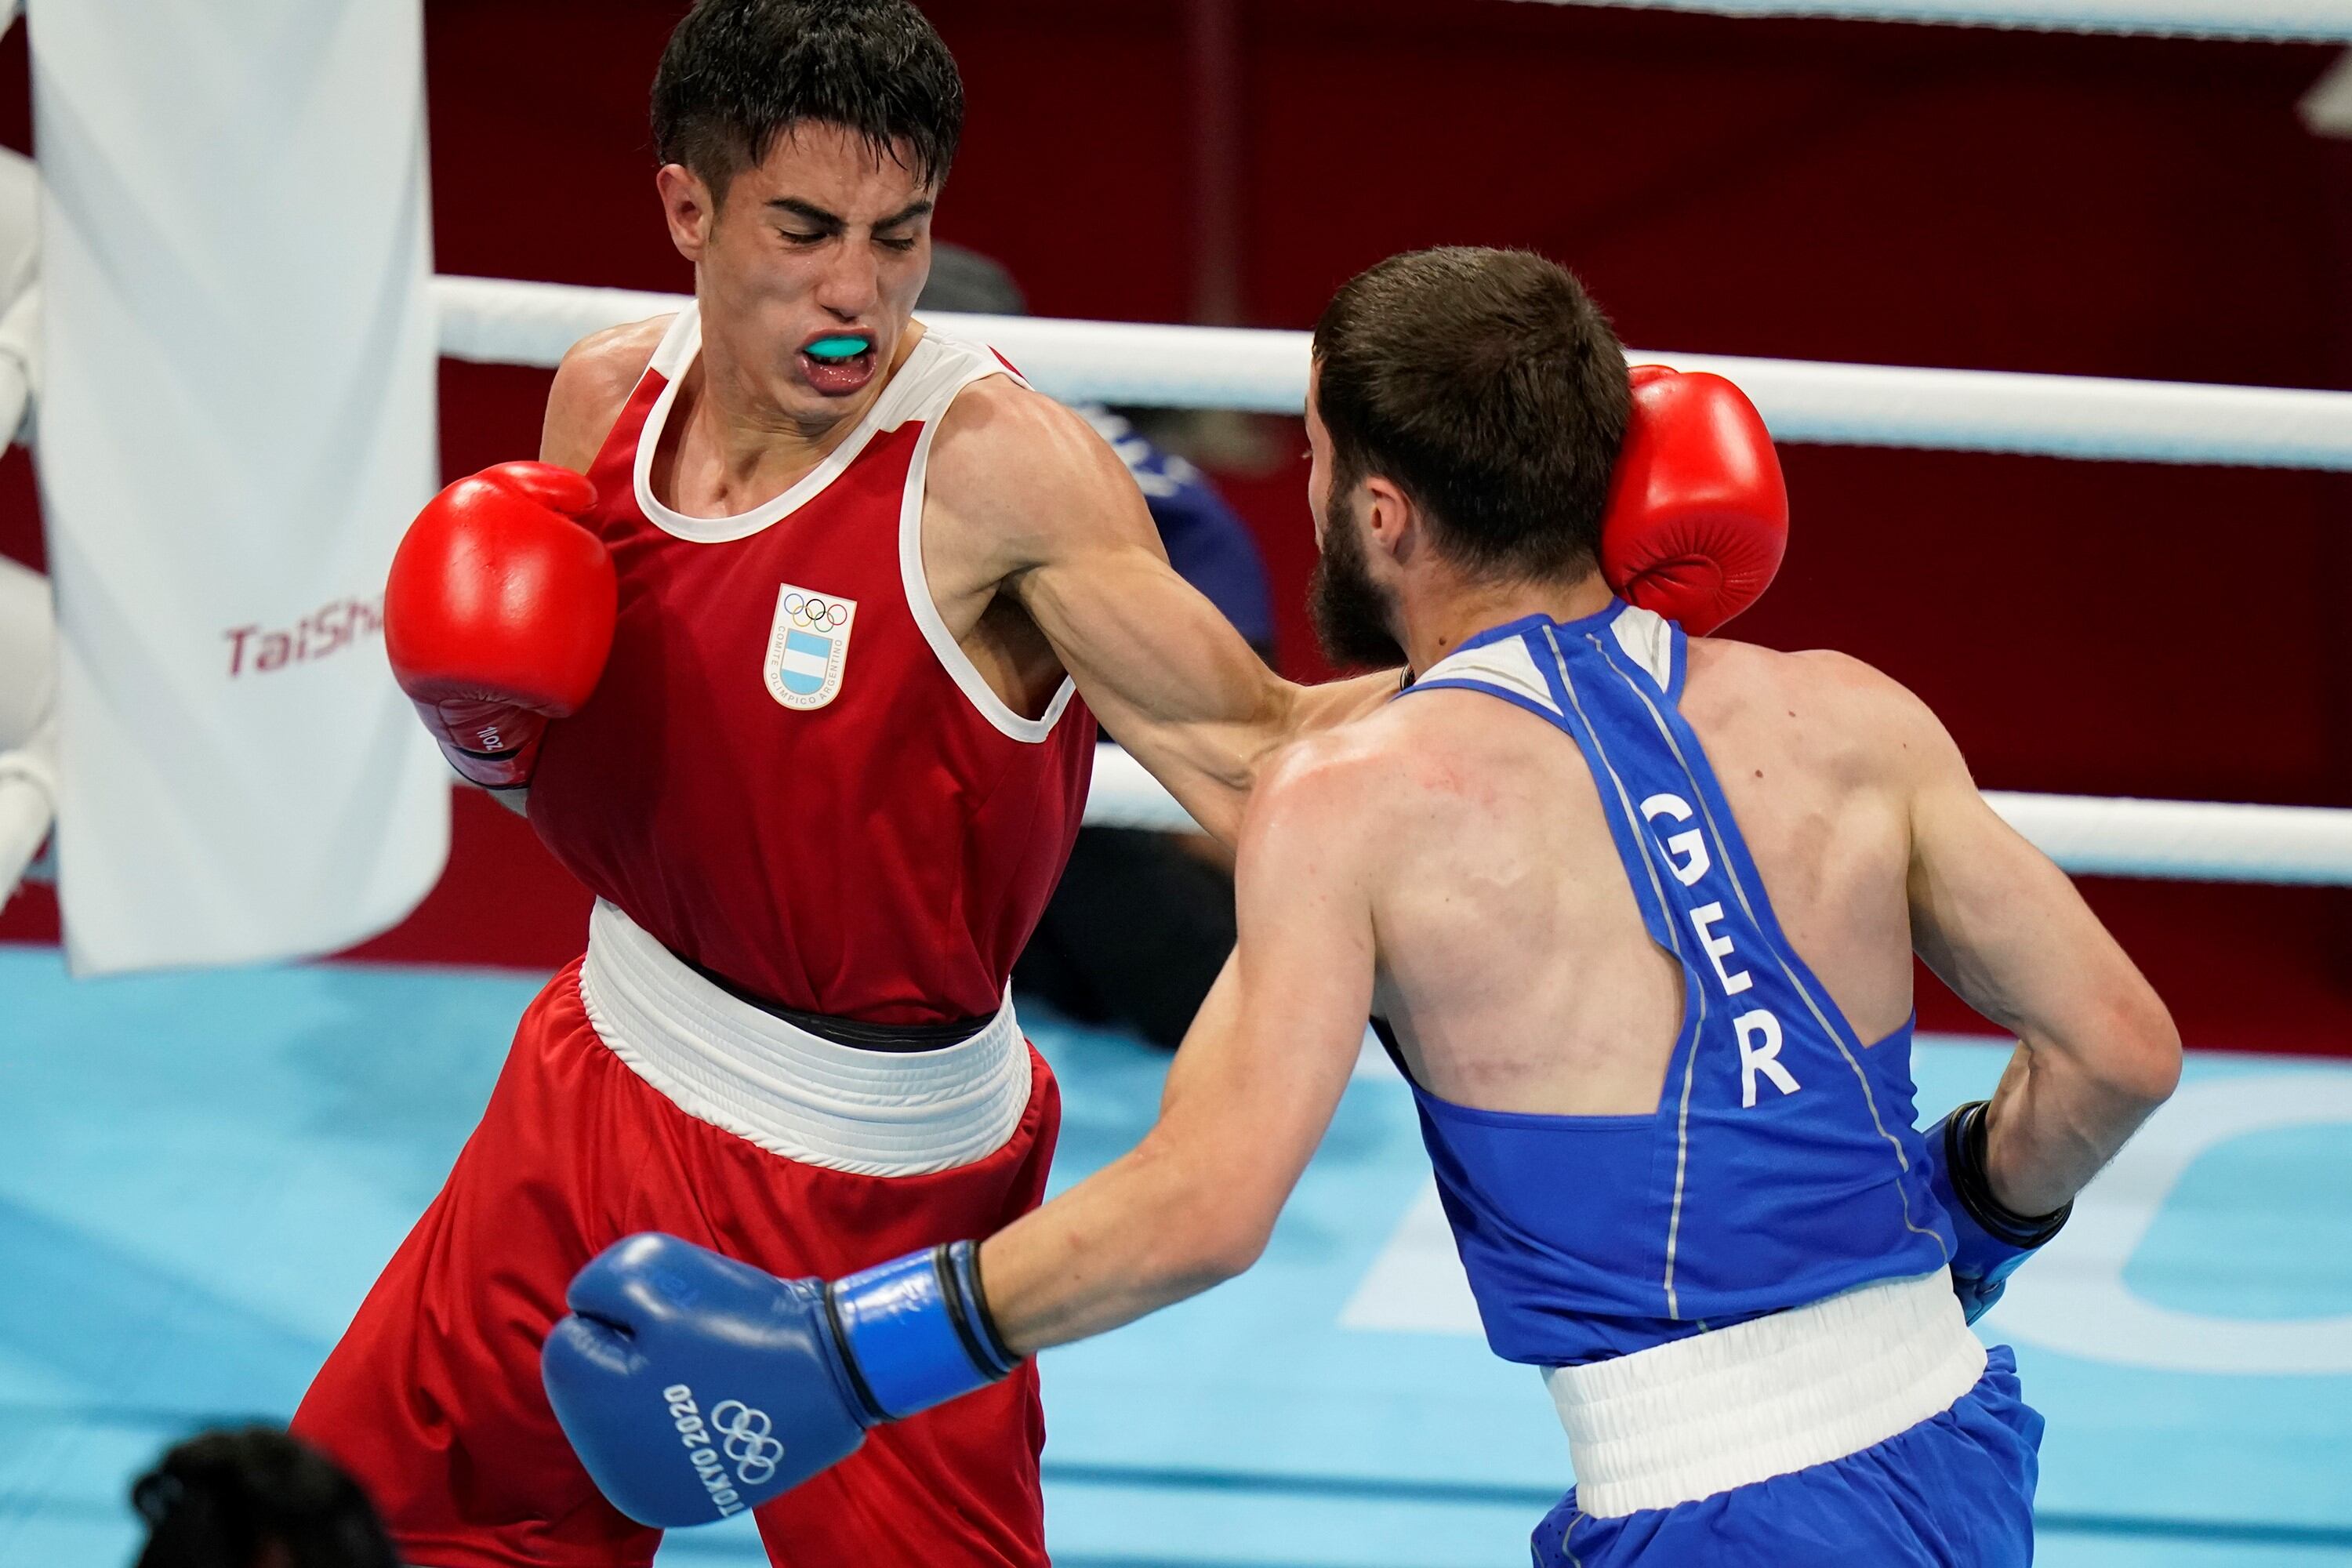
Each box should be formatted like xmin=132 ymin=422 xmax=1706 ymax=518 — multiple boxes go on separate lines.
xmin=764 ymin=583 xmax=857 ymax=711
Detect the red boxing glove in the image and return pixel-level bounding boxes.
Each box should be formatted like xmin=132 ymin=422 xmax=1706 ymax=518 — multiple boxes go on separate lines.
xmin=1599 ymin=366 xmax=1789 ymax=637
xmin=386 ymin=461 xmax=616 ymax=789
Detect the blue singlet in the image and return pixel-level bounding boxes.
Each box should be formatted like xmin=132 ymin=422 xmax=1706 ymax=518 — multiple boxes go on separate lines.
xmin=1388 ymin=601 xmax=2041 ymax=1567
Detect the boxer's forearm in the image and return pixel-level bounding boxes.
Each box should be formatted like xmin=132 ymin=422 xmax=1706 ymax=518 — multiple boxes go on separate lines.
xmin=978 ymin=1132 xmax=1268 ymax=1356
xmin=1905 ymin=707 xmax=2179 ymax=1219
xmin=1980 ymin=1035 xmax=2169 ymax=1218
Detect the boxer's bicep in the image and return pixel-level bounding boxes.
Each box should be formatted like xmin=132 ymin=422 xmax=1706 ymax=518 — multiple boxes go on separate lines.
xmin=1026 ymin=528 xmax=1288 ymax=845
xmin=944 ymin=389 xmax=1298 ymax=844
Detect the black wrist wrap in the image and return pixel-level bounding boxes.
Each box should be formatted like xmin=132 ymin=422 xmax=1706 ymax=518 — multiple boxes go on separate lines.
xmin=936 ymin=1242 xmax=1022 ymax=1381
xmin=1944 ymin=1100 xmax=2071 ymax=1249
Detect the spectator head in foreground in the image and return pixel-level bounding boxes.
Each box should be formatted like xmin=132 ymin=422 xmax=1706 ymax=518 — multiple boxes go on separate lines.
xmin=131 ymin=1425 xmax=397 ymax=1568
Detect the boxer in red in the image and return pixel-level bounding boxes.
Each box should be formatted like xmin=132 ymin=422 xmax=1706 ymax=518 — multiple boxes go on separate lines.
xmin=292 ymin=4 xmax=1779 ymax=1566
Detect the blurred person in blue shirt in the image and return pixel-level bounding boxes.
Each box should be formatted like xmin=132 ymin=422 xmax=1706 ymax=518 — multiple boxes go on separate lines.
xmin=1073 ymin=405 xmax=1273 ymax=656
xmin=920 ymin=245 xmax=1272 ymax=1048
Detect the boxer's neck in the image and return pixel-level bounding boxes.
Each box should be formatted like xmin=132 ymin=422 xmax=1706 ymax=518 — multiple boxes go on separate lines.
xmin=1397 ymin=567 xmax=1614 ymax=678
xmin=686 ymin=312 xmax=922 ymax=498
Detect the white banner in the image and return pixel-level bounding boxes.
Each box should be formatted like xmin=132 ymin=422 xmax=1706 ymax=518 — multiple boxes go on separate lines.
xmin=29 ymin=0 xmax=447 ymax=973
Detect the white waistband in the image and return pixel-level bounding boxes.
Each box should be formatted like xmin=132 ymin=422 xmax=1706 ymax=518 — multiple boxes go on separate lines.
xmin=576 ymin=900 xmax=1033 ymax=1177
xmin=1544 ymin=1269 xmax=1987 ymax=1517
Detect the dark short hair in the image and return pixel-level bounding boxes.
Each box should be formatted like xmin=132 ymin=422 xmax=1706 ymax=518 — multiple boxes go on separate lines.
xmin=1312 ymin=247 xmax=1630 ymax=583
xmin=652 ymin=0 xmax=964 ymax=201
xmin=132 ymin=1425 xmax=397 ymax=1568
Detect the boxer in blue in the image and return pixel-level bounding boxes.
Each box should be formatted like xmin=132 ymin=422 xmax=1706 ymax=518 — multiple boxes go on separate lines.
xmin=541 ymin=249 xmax=2182 ymax=1565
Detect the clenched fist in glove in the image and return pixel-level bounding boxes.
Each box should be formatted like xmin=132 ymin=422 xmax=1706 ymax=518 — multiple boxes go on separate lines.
xmin=1600 ymin=367 xmax=1788 ymax=637
xmin=385 ymin=462 xmax=616 ymax=789
xmin=543 ymin=1233 xmax=1018 ymax=1526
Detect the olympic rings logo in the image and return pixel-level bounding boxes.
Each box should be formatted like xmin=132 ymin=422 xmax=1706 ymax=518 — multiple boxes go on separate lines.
xmin=781 ymin=592 xmax=850 ymax=631
xmin=711 ymin=1399 xmax=784 ymax=1484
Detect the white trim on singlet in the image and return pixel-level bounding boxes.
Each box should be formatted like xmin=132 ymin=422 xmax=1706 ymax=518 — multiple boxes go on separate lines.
xmin=645 ymin=306 xmax=697 ymax=379
xmin=1543 ymin=1269 xmax=1987 ymax=1517
xmin=895 ymin=332 xmax=1077 ymax=744
xmin=1608 ymin=604 xmax=1677 ymax=692
xmin=1415 ymin=604 xmax=1675 ymax=703
xmin=1415 ymin=633 xmax=1565 ymax=713
xmin=630 ymin=304 xmax=902 ymax=545
xmin=577 ymin=900 xmax=1034 ymax=1177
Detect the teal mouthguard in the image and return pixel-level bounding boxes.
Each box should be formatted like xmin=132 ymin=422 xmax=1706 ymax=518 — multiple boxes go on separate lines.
xmin=806 ymin=336 xmax=871 ymax=360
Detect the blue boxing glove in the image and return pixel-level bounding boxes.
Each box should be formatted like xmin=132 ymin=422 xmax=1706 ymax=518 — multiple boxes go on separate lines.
xmin=542 ymin=1232 xmax=1019 ymax=1526
xmin=1921 ymin=1100 xmax=2071 ymax=1324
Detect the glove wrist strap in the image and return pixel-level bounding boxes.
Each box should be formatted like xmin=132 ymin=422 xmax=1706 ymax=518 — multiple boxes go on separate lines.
xmin=941 ymin=1240 xmax=1020 ymax=1378
xmin=419 ymin=703 xmax=544 ymax=789
xmin=829 ymin=1242 xmax=1021 ymax=1422
xmin=1946 ymin=1100 xmax=2071 ymax=1250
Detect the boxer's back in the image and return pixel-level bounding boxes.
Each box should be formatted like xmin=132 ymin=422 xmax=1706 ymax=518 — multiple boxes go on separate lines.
xmin=1372 ymin=626 xmax=1918 ymax=1119
xmin=1356 ymin=601 xmax=1955 ymax=1364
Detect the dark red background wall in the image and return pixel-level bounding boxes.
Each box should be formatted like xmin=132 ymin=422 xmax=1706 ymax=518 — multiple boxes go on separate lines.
xmin=5 ymin=2 xmax=2351 ymax=1054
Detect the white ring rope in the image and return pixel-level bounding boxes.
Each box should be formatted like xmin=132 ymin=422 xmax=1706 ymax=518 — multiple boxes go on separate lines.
xmin=9 ymin=279 xmax=2345 ymax=907
xmin=1511 ymin=0 xmax=2352 ymax=41
xmin=1980 ymin=789 xmax=2352 ymax=884
xmin=434 ymin=276 xmax=2352 ymax=471
xmin=437 ymin=276 xmax=2352 ymax=888
xmin=1089 ymin=748 xmax=2352 ymax=887
xmin=430 ymin=271 xmax=2352 ymax=887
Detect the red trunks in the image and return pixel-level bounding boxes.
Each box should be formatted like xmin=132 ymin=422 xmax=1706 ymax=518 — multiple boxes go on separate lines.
xmin=292 ymin=958 xmax=1061 ymax=1568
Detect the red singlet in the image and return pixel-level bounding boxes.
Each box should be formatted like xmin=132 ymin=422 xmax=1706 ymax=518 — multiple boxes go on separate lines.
xmin=530 ymin=307 xmax=1097 ymax=1024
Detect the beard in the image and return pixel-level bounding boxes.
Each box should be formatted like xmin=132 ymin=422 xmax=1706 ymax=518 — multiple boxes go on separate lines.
xmin=1308 ymin=495 xmax=1406 ymax=670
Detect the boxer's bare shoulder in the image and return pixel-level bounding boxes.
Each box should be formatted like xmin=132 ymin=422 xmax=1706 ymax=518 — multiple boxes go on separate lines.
xmin=1240 ymin=692 xmax=1532 ymax=884
xmin=1254 ymin=637 xmax=1961 ymax=875
xmin=539 ymin=316 xmax=676 ymax=472
xmin=1682 ymin=636 xmax=1962 ymax=796
xmin=924 ymin=373 xmax=1163 ymax=582
xmin=1227 ymin=720 xmax=1394 ymax=916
